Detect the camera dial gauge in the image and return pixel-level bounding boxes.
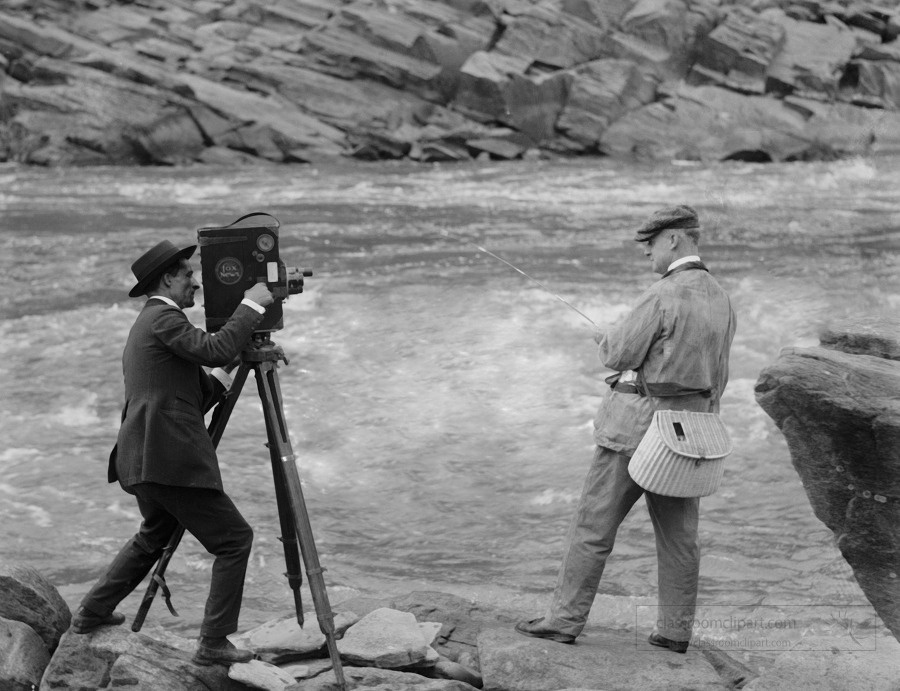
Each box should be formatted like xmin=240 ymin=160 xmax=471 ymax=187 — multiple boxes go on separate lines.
xmin=257 ymin=234 xmax=275 ymax=252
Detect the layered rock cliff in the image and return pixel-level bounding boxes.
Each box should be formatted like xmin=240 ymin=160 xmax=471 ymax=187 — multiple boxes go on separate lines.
xmin=755 ymin=318 xmax=900 ymax=644
xmin=1 ymin=0 xmax=899 ymax=166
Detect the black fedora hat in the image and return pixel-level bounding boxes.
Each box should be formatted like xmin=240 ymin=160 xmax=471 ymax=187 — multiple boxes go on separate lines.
xmin=128 ymin=240 xmax=196 ymax=298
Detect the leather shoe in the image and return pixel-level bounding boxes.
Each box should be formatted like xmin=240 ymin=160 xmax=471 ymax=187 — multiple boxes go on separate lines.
xmin=192 ymin=637 xmax=254 ymax=666
xmin=71 ymin=607 xmax=126 ymax=634
xmin=648 ymin=632 xmax=689 ymax=653
xmin=515 ymin=618 xmax=576 ymax=644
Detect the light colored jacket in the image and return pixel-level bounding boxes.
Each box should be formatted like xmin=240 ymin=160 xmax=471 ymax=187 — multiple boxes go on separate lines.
xmin=593 ymin=263 xmax=736 ymax=455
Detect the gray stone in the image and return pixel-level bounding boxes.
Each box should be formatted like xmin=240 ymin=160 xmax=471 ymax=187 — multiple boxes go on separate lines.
xmin=434 ymin=654 xmax=483 ymax=688
xmin=40 ymin=627 xmax=243 ymax=691
xmin=0 ymin=617 xmax=50 ymax=691
xmin=493 ymin=7 xmax=610 ymax=69
xmin=229 ymin=658 xmax=298 ymax=691
xmin=690 ymin=6 xmax=786 ymax=93
xmin=841 ymin=59 xmax=900 ymax=109
xmin=783 ymin=96 xmax=900 ymax=158
xmin=453 ymin=50 xmax=533 ymax=122
xmin=819 ymin=316 xmax=900 ymax=361
xmin=229 ymin=611 xmax=359 ymax=665
xmin=755 ymin=319 xmax=900 ymax=642
xmin=300 ymin=27 xmax=444 ymax=102
xmin=618 ymin=0 xmax=721 ymax=79
xmin=0 ymin=561 xmax=70 ymax=654
xmin=129 ymin=107 xmax=207 ymax=164
xmin=288 ymin=665 xmax=477 ymax=691
xmin=742 ymin=635 xmax=900 ymax=691
xmin=376 ymin=590 xmax=521 ymax=668
xmin=454 ymin=50 xmax=571 ymax=143
xmin=556 ymin=58 xmax=658 ymax=146
xmin=0 ymin=0 xmax=896 ymax=166
xmin=477 ymin=626 xmax=727 ymax=691
xmin=337 ymin=607 xmax=436 ymax=669
xmin=763 ymin=8 xmax=858 ymax=99
xmin=600 ymin=83 xmax=810 ymax=161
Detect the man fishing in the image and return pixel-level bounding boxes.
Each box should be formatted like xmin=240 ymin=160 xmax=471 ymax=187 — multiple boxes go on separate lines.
xmin=516 ymin=205 xmax=737 ymax=652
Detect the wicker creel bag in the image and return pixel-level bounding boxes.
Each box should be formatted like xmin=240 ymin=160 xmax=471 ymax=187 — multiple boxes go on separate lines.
xmin=628 ymin=410 xmax=733 ymax=498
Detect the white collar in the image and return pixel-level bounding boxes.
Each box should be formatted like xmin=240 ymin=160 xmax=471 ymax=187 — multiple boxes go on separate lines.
xmin=148 ymin=295 xmax=181 ymax=310
xmin=667 ymin=255 xmax=701 ymax=272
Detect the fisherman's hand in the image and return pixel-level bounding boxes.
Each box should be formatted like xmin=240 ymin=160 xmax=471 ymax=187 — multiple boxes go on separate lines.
xmin=244 ymin=282 xmax=274 ymax=307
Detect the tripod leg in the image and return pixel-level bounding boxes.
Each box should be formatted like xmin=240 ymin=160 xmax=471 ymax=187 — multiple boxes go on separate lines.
xmin=253 ymin=359 xmax=347 ymax=690
xmin=261 ymin=399 xmax=306 ymax=626
xmin=131 ymin=362 xmax=251 ymax=632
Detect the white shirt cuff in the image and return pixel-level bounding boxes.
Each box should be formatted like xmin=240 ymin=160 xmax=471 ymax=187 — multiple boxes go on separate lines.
xmin=209 ymin=367 xmax=233 ymax=391
xmin=241 ymin=298 xmax=265 ymax=314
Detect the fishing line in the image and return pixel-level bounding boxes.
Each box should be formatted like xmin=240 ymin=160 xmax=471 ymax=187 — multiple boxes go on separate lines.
xmin=438 ymin=229 xmax=600 ymax=329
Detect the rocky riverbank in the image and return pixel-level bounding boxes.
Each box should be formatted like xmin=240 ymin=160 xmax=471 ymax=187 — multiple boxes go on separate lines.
xmin=4 ymin=558 xmax=900 ymax=690
xmin=1 ymin=0 xmax=900 ymax=166
xmin=755 ymin=317 xmax=900 ymax=645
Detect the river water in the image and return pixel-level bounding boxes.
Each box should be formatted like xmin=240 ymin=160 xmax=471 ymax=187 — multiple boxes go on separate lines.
xmin=1 ymin=157 xmax=898 ymax=653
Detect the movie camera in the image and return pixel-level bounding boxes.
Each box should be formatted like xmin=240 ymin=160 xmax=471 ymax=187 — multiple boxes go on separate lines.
xmin=197 ymin=212 xmax=311 ymax=332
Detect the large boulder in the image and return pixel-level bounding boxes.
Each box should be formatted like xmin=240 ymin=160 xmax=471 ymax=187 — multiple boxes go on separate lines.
xmin=41 ymin=626 xmax=243 ymax=691
xmin=754 ymin=317 xmax=900 ymax=643
xmin=492 ymin=2 xmax=611 ymax=69
xmin=0 ymin=562 xmax=70 ymax=653
xmin=616 ymin=0 xmax=721 ymax=79
xmin=599 ymin=82 xmax=811 ymax=161
xmin=840 ymin=58 xmax=900 ymax=109
xmin=453 ymin=50 xmax=571 ymax=143
xmin=689 ymin=5 xmax=786 ymax=93
xmin=762 ymin=8 xmax=858 ymax=100
xmin=783 ymin=96 xmax=900 ymax=157
xmin=556 ymin=57 xmax=658 ymax=146
xmin=0 ymin=617 xmax=50 ymax=691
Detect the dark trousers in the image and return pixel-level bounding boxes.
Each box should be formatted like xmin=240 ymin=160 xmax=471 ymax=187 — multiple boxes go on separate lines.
xmin=80 ymin=482 xmax=253 ymax=638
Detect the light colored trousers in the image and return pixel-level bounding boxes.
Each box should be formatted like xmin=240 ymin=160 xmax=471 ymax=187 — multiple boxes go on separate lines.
xmin=544 ymin=446 xmax=700 ymax=642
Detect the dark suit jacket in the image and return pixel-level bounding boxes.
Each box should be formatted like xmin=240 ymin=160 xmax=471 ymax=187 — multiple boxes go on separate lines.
xmin=108 ymin=299 xmax=264 ymax=490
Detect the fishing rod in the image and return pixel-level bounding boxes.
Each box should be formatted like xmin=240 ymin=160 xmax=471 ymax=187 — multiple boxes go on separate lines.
xmin=438 ymin=228 xmax=600 ymax=329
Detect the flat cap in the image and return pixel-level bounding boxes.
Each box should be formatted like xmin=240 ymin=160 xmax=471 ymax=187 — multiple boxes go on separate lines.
xmin=634 ymin=205 xmax=699 ymax=242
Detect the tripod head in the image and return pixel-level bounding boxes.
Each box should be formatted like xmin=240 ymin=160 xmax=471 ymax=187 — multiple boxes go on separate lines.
xmin=242 ymin=332 xmax=289 ymax=365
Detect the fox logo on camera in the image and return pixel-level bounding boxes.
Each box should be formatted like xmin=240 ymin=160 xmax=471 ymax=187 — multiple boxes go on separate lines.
xmin=198 ymin=212 xmax=311 ymax=333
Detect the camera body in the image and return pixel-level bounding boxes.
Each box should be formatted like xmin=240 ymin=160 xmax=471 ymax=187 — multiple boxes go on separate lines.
xmin=198 ymin=212 xmax=310 ymax=333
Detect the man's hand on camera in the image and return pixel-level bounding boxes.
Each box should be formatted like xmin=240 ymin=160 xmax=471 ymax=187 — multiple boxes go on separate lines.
xmin=245 ymin=282 xmax=274 ymax=307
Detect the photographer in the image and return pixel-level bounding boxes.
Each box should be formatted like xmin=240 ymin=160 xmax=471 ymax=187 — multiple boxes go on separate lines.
xmin=71 ymin=240 xmax=273 ymax=667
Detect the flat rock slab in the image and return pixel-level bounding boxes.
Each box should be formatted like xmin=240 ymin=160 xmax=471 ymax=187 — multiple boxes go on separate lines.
xmin=229 ymin=658 xmax=297 ymax=691
xmin=337 ymin=607 xmax=437 ymax=669
xmin=477 ymin=626 xmax=728 ymax=691
xmin=230 ymin=611 xmax=358 ymax=664
xmin=743 ymin=635 xmax=900 ymax=690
